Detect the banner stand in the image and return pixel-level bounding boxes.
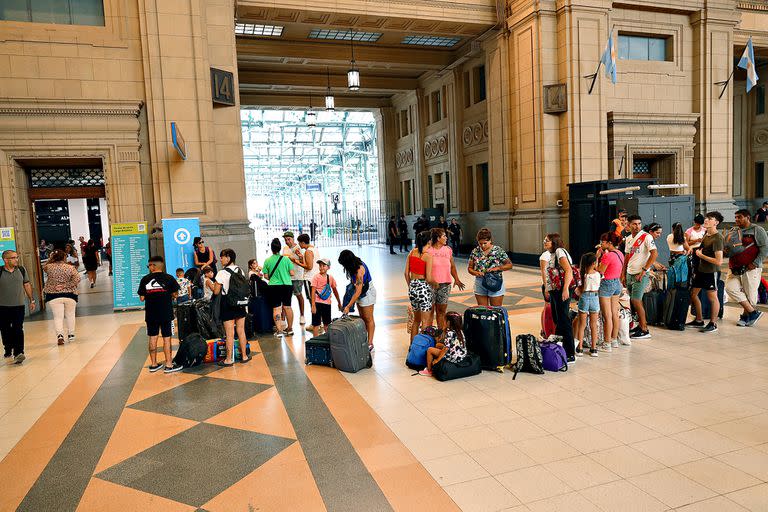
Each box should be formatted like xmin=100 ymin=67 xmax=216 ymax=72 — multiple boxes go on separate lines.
xmin=111 ymin=222 xmax=149 ymax=311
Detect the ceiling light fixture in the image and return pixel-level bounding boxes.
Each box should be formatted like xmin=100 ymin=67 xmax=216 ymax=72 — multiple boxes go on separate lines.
xmin=347 ymin=29 xmax=360 ymax=91
xmin=325 ymin=67 xmax=335 ymax=111
xmin=307 ymin=93 xmax=317 ymax=128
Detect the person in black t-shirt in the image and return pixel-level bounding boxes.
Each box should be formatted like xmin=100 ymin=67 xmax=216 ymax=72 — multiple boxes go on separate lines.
xmin=138 ymin=255 xmax=182 ymax=374
xmin=397 ymin=215 xmax=408 ymax=253
xmin=447 ymin=219 xmax=462 ymax=256
xmin=387 ymin=216 xmax=398 ymax=254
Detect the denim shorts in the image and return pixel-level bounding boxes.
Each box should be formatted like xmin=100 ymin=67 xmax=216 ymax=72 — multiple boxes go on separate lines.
xmin=578 ymin=292 xmax=600 ymax=313
xmin=474 ymin=276 xmax=505 ymax=298
xmin=598 ymin=278 xmax=622 ymax=298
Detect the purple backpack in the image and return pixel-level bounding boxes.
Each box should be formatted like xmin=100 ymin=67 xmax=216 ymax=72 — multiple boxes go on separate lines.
xmin=539 ymin=341 xmax=568 ymax=372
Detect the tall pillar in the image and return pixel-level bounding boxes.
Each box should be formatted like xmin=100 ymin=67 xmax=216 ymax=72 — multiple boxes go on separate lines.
xmin=691 ymin=6 xmax=739 ymax=216
xmin=137 ymin=0 xmax=255 ymax=259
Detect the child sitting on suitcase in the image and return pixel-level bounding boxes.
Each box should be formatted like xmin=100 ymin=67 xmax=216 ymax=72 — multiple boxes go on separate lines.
xmin=419 ymin=312 xmax=467 ymax=376
xmin=574 ymin=252 xmax=601 ymax=357
xmin=310 ymin=258 xmax=342 ymax=337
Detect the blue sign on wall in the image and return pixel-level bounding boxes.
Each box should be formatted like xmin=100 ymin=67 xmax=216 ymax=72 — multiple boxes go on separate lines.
xmin=111 ymin=222 xmax=149 ymax=310
xmin=306 ymin=183 xmax=322 ymax=192
xmin=162 ymin=218 xmax=200 ymax=274
xmin=0 ymin=227 xmax=16 ymax=267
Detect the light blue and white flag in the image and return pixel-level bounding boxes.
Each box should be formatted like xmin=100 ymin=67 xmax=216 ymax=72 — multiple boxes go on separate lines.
xmin=737 ymin=37 xmax=759 ymax=92
xmin=600 ymin=30 xmax=617 ymax=84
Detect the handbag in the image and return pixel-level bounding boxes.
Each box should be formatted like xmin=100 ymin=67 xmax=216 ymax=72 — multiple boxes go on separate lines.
xmin=481 ymin=271 xmax=503 ymax=292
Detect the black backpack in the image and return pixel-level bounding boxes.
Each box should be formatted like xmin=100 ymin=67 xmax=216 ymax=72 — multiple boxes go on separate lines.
xmin=512 ymin=334 xmax=545 ymax=380
xmin=224 ymin=267 xmax=250 ymax=307
xmin=173 ymin=333 xmax=207 ymax=368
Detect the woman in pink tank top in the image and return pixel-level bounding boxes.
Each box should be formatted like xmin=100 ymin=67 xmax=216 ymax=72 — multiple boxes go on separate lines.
xmin=596 ymin=231 xmax=626 ymax=346
xmin=426 ymin=228 xmax=465 ymax=330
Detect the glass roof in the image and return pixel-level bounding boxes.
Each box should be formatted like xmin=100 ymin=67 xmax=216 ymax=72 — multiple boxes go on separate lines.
xmin=241 ymin=109 xmax=380 ymax=214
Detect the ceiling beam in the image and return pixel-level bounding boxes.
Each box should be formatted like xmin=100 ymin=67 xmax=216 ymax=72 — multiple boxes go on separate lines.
xmin=239 ymin=70 xmax=418 ymax=91
xmin=240 ymin=92 xmax=391 ymax=109
xmin=236 ymin=38 xmax=455 ymax=68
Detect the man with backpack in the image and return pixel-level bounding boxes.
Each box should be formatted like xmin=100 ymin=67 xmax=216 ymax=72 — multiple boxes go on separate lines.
xmin=0 ymin=250 xmax=36 ymax=364
xmin=138 ymin=255 xmax=183 ymax=373
xmin=724 ymin=209 xmax=767 ymax=327
xmin=214 ymin=248 xmax=251 ymax=366
xmin=622 ymin=215 xmax=657 ymax=340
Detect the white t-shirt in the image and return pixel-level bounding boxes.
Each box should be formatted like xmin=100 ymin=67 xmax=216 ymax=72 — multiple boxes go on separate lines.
xmin=539 ymin=250 xmax=551 ymax=264
xmin=303 ymin=246 xmax=320 ymax=282
xmin=624 ymin=231 xmax=656 ymax=275
xmin=215 ymin=264 xmax=242 ymax=294
xmin=583 ymin=271 xmax=601 ymax=292
xmin=203 ymin=277 xmax=214 ymax=300
xmin=666 ymin=233 xmax=684 ymax=252
xmin=686 ymin=226 xmax=705 ymax=248
xmin=546 ymin=248 xmax=572 ymax=291
xmin=282 ymin=245 xmax=303 ymax=280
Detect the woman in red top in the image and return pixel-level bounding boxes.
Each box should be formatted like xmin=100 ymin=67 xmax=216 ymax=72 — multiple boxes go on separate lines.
xmin=405 ymin=231 xmax=435 ymax=341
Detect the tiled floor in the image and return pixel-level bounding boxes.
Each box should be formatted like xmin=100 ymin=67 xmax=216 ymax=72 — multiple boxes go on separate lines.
xmin=1 ymin=246 xmax=767 ymax=511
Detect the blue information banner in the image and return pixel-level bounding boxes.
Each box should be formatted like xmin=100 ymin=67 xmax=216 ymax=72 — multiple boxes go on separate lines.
xmin=162 ymin=217 xmax=200 ymax=274
xmin=0 ymin=227 xmax=16 ymax=267
xmin=111 ymin=222 xmax=149 ymax=310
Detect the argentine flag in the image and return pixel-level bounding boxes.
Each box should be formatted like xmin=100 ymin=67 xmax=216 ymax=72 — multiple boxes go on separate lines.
xmin=600 ymin=31 xmax=617 ymax=84
xmin=737 ymin=37 xmax=759 ymax=92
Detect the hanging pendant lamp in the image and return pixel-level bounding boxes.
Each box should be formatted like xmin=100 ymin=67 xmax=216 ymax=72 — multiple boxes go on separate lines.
xmin=347 ymin=30 xmax=360 ymax=91
xmin=325 ymin=66 xmax=335 ymax=111
xmin=306 ymin=93 xmax=317 ymax=128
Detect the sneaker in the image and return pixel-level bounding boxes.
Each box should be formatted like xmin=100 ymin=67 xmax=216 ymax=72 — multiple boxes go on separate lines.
xmin=90 ymin=283 xmax=94 ymax=288
xmin=598 ymin=342 xmax=612 ymax=352
xmin=620 ymin=337 xmax=632 ymax=346
xmin=299 ymin=315 xmax=306 ymax=324
xmin=611 ymin=339 xmax=619 ymax=348
xmin=418 ymin=369 xmax=432 ymax=376
xmin=737 ymin=313 xmax=748 ymax=327
xmin=685 ymin=320 xmax=705 ymax=329
xmin=3 ymin=350 xmax=11 ymax=358
xmin=164 ymin=363 xmax=184 ymax=373
xmin=14 ymin=353 xmax=25 ymax=364
xmin=306 ymin=325 xmax=315 ymax=333
xmin=368 ymin=344 xmax=375 ymax=352
xmin=575 ymin=347 xmax=584 ymax=357
xmin=68 ymin=334 xmax=75 ymax=342
xmin=57 ymin=334 xmax=65 ymax=346
xmin=273 ymin=331 xmax=285 ymax=337
xmin=589 ymin=349 xmax=599 ymax=357
xmin=630 ymin=329 xmax=651 ymax=339
xmin=285 ymin=329 xmax=294 ymax=336
xmin=148 ymin=363 xmax=163 ymax=372
xmin=746 ymin=310 xmax=763 ymax=327
xmin=566 ymin=356 xmax=576 ymax=364
xmin=701 ymin=322 xmax=718 ymax=334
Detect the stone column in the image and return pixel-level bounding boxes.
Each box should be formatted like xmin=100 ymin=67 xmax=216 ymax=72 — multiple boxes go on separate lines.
xmin=691 ymin=5 xmax=739 ymax=216
xmin=137 ymin=0 xmax=255 ymax=260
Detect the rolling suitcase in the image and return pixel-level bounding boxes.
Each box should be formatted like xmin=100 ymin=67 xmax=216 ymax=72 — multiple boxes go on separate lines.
xmin=249 ymin=296 xmax=274 ymax=334
xmin=541 ymin=303 xmax=555 ymax=338
xmin=432 ymin=352 xmax=482 ymax=382
xmin=463 ymin=306 xmax=512 ymax=372
xmin=328 ymin=315 xmax=372 ymax=373
xmin=176 ymin=302 xmax=197 ymax=341
xmin=305 ymin=332 xmax=334 ymax=367
xmin=663 ymin=286 xmax=690 ymax=330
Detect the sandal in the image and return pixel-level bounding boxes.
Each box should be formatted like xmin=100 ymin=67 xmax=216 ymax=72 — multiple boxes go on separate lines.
xmin=240 ymin=356 xmax=252 ymax=363
xmin=217 ymin=360 xmax=234 ymax=367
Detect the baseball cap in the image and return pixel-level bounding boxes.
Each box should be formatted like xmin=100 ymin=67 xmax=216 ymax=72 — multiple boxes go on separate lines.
xmin=318 ymin=258 xmax=331 ymax=267
xmin=283 ymin=231 xmax=294 ymax=238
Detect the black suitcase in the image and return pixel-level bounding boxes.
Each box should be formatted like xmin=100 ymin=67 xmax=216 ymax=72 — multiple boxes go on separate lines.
xmin=328 ymin=315 xmax=371 ymax=373
xmin=642 ymin=289 xmax=665 ymax=326
xmin=463 ymin=307 xmax=512 ymax=371
xmin=305 ymin=332 xmax=334 ymax=367
xmin=176 ymin=302 xmax=197 ymax=341
xmin=432 ymin=352 xmax=481 ymax=381
xmin=664 ymin=286 xmax=690 ymax=330
xmin=249 ymin=296 xmax=274 ymax=334
xmin=691 ymin=279 xmax=725 ymax=320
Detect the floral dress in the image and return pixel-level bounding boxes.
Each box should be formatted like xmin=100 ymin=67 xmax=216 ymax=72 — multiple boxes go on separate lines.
xmin=443 ymin=330 xmax=468 ymax=364
xmin=469 ymin=245 xmax=508 ymax=273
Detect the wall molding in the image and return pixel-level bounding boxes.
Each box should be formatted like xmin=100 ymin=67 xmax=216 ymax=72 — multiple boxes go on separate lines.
xmin=0 ymin=99 xmax=142 ymax=118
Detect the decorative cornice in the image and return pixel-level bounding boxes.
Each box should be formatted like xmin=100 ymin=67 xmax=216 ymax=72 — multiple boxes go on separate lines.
xmin=0 ymin=99 xmax=142 ymax=117
xmin=738 ymin=1 xmax=768 ymax=11
xmin=607 ymin=112 xmax=699 ymax=126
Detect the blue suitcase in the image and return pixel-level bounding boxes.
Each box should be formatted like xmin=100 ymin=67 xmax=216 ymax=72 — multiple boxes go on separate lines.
xmin=463 ymin=306 xmax=512 ymax=372
xmin=305 ymin=333 xmax=334 ymax=367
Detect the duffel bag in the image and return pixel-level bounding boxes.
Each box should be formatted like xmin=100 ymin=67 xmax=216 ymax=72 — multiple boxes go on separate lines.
xmin=432 ymin=352 xmax=482 ymax=382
